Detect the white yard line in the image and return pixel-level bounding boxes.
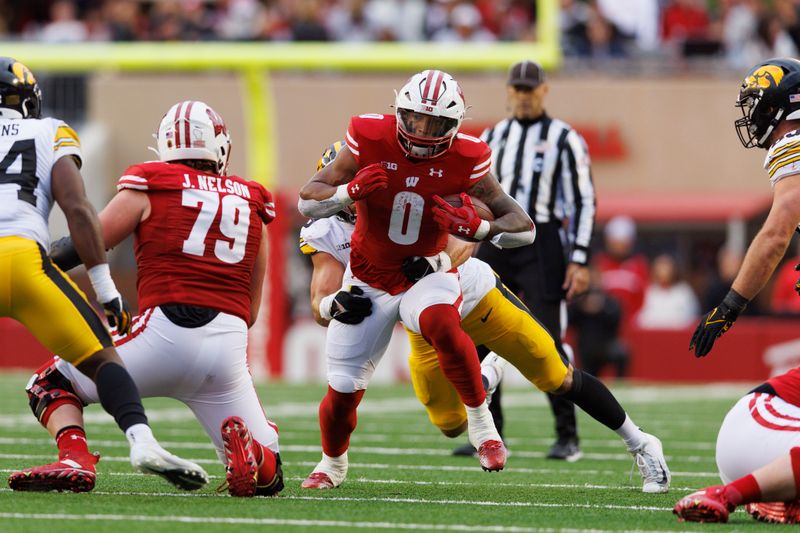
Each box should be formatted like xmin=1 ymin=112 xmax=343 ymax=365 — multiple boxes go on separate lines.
xmin=0 ymin=512 xmax=702 ymax=533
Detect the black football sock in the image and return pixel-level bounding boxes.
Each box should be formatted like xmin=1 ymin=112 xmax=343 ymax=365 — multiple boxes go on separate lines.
xmin=563 ymin=369 xmax=626 ymax=431
xmin=95 ymin=363 xmax=148 ymax=432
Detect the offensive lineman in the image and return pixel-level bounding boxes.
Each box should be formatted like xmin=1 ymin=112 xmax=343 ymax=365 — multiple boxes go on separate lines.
xmin=9 ymin=101 xmax=282 ymax=498
xmin=0 ymin=58 xmax=207 ymax=491
xmin=297 ymin=70 xmax=534 ymax=488
xmin=675 ymin=58 xmax=800 ymax=524
xmin=302 ymin=141 xmax=671 ymax=494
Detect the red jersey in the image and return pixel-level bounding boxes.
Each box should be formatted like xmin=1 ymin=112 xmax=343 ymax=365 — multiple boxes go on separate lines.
xmin=767 ymin=367 xmax=800 ymax=407
xmin=595 ymin=252 xmax=650 ymax=321
xmin=117 ymin=161 xmax=275 ymax=323
xmin=345 ymin=114 xmax=492 ymax=294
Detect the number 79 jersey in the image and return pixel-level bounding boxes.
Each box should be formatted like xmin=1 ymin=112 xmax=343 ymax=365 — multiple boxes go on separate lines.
xmin=0 ymin=117 xmax=82 ymax=249
xmin=117 ymin=161 xmax=275 ymax=324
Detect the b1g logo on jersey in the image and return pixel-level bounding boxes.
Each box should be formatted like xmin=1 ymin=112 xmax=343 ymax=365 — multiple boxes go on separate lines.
xmin=382 ymin=161 xmax=398 ymax=171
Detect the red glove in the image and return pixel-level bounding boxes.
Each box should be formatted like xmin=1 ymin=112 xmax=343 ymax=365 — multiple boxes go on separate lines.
xmin=431 ymin=193 xmax=490 ymax=240
xmin=346 ymin=163 xmax=389 ymax=201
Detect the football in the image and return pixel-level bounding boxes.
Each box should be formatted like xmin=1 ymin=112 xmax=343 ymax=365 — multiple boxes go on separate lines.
xmin=441 ymin=194 xmax=495 ymax=221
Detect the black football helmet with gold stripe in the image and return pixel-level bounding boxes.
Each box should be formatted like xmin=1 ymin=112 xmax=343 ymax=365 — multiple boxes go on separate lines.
xmin=736 ymin=58 xmax=800 ymax=149
xmin=317 ymin=140 xmax=356 ymax=224
xmin=0 ymin=57 xmax=41 ymax=119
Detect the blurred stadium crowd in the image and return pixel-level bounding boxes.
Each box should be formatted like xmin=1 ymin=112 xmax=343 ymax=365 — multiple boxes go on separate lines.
xmin=1 ymin=0 xmax=799 ymax=68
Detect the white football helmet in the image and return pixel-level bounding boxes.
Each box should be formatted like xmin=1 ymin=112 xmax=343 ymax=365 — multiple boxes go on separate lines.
xmin=394 ymin=70 xmax=465 ymax=159
xmin=155 ymin=101 xmax=232 ymax=174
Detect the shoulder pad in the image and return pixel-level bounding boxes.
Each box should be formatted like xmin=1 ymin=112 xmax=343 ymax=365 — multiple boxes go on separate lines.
xmin=350 ymin=114 xmax=393 ymax=142
xmin=765 ymin=130 xmax=800 ymax=184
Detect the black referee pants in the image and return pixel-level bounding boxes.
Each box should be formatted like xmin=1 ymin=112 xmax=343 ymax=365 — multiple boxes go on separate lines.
xmin=476 ymin=223 xmax=578 ymax=444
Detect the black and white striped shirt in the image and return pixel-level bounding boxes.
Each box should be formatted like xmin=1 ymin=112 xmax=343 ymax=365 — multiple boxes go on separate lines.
xmin=481 ymin=113 xmax=596 ymax=265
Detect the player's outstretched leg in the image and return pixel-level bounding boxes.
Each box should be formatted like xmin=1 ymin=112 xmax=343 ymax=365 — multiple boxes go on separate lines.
xmin=302 ymin=386 xmax=364 ymax=489
xmin=558 ymin=367 xmax=670 ymax=492
xmin=220 ymin=416 xmax=284 ymax=497
xmin=419 ymin=304 xmax=506 ymax=471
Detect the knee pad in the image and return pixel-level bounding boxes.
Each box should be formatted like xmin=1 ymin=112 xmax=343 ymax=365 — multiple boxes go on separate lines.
xmin=26 ymin=358 xmax=85 ymax=426
xmin=791 ymin=447 xmax=800 ymax=492
xmin=328 ymin=375 xmax=364 ymax=394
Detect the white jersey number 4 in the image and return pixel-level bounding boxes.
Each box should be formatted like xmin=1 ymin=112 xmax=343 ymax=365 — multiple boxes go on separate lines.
xmin=181 ymin=189 xmax=251 ymax=264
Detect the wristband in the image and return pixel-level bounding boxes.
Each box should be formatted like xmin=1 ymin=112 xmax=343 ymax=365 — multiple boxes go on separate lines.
xmin=474 ymin=219 xmax=491 ymax=241
xmin=722 ymin=288 xmax=749 ymax=316
xmin=334 ymin=184 xmax=355 ymax=206
xmin=318 ymin=293 xmax=336 ymax=321
xmin=87 ymin=263 xmax=119 ymax=303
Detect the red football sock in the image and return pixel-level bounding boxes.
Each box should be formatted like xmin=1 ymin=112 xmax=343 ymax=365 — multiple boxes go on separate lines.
xmin=55 ymin=425 xmax=90 ymax=459
xmin=319 ymin=386 xmax=365 ymax=457
xmin=418 ymin=304 xmax=485 ymax=408
xmin=724 ymin=474 xmax=762 ymax=507
xmin=255 ymin=443 xmax=277 ymax=485
xmin=791 ymin=446 xmax=800 ymax=495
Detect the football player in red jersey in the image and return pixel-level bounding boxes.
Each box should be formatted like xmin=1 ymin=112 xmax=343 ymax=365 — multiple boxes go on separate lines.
xmin=675 ymin=58 xmax=800 ymax=524
xmin=8 ymin=101 xmax=283 ymax=498
xmin=297 ymin=70 xmax=535 ymax=488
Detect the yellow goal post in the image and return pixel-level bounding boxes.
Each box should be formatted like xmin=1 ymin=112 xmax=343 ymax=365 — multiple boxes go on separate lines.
xmin=1 ymin=0 xmax=559 ymax=189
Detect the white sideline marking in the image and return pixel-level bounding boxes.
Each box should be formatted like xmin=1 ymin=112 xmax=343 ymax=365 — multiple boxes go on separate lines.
xmin=0 ymin=438 xmax=713 ymax=463
xmin=0 ymin=384 xmax=750 ymax=428
xmin=0 ymin=513 xmax=700 ymax=533
xmin=0 ymin=453 xmax=721 ymax=478
xmin=0 ymin=490 xmax=671 ymax=512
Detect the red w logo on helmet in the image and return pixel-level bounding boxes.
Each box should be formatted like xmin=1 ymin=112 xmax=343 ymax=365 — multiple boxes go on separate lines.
xmin=206 ymin=108 xmax=227 ymax=137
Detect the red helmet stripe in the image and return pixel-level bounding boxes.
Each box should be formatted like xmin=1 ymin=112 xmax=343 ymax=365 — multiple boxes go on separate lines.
xmin=173 ymin=101 xmax=185 ymax=148
xmin=183 ymin=101 xmax=194 ymax=148
xmin=429 ymin=70 xmax=444 ymax=102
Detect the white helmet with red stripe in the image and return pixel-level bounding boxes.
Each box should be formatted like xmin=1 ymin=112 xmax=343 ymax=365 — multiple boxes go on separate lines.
xmin=156 ymin=101 xmax=232 ymax=175
xmin=395 ymin=69 xmax=465 ymax=159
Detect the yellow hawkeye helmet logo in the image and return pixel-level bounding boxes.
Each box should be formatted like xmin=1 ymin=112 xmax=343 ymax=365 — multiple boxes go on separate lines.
xmin=11 ymin=62 xmax=36 ymax=86
xmin=744 ymin=65 xmax=784 ymax=91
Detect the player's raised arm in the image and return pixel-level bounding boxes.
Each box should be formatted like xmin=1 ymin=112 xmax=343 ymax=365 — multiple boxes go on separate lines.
xmin=298 ymin=145 xmax=388 ymax=218
xmin=469 ymin=173 xmax=534 ymax=237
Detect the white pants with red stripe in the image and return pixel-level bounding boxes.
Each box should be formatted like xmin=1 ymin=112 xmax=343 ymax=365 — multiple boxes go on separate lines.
xmin=716 ymin=392 xmax=800 ymax=483
xmin=56 ymin=306 xmax=279 ymax=464
xmin=326 ymin=269 xmax=462 ymax=393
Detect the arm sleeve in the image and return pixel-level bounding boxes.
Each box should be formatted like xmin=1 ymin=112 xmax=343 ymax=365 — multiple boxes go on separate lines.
xmin=560 ymin=129 xmax=596 ymax=265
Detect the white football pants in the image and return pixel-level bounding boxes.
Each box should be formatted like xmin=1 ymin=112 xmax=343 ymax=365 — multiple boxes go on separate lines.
xmin=326 ymin=268 xmax=462 ymax=393
xmin=57 ymin=306 xmax=279 ymax=464
xmin=716 ymin=392 xmax=800 ymax=483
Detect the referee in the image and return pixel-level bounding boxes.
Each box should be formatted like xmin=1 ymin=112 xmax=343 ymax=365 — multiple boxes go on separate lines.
xmin=474 ymin=60 xmax=596 ymax=461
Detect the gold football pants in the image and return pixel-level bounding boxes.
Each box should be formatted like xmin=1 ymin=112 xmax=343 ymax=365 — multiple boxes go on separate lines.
xmin=0 ymin=236 xmax=112 ymax=366
xmin=407 ymin=280 xmax=568 ymax=432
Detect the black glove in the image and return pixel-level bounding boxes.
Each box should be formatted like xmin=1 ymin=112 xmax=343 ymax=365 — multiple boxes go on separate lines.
xmin=794 ymin=263 xmax=800 ymax=297
xmin=329 ymin=286 xmax=372 ymax=325
xmin=50 ymin=236 xmax=82 ymax=271
xmin=689 ymin=289 xmax=748 ymax=357
xmin=401 ymin=252 xmax=452 ymax=282
xmin=102 ymin=295 xmax=132 ymax=335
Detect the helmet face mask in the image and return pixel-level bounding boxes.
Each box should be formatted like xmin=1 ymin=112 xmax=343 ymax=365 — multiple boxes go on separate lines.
xmin=0 ymin=58 xmax=42 ymax=119
xmin=156 ymin=101 xmax=231 ymax=174
xmin=394 ymin=70 xmax=465 ymax=159
xmin=735 ymin=58 xmax=800 ymax=149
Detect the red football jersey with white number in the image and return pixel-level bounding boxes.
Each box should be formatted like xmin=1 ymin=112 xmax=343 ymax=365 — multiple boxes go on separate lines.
xmin=345 ymin=114 xmax=491 ymax=294
xmin=767 ymin=367 xmax=800 ymax=407
xmin=117 ymin=161 xmax=275 ymax=323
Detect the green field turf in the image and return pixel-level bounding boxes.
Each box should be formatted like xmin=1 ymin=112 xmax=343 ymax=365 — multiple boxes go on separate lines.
xmin=0 ymin=372 xmax=791 ymax=532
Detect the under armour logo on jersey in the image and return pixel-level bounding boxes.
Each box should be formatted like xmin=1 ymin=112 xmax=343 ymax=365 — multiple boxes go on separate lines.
xmin=429 ymin=168 xmax=443 ymax=178
xmin=457 ymin=225 xmax=470 ymax=234
xmin=405 ymin=176 xmax=419 ymax=188
xmin=350 ymin=184 xmax=360 ymax=193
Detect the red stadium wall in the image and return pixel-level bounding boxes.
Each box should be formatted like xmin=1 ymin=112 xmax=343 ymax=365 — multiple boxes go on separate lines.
xmin=3 ymin=315 xmax=798 ymax=382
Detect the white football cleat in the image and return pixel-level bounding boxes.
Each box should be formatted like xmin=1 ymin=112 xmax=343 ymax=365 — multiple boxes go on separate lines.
xmin=130 ymin=441 xmax=208 ymax=491
xmin=629 ymin=433 xmax=670 ymax=493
